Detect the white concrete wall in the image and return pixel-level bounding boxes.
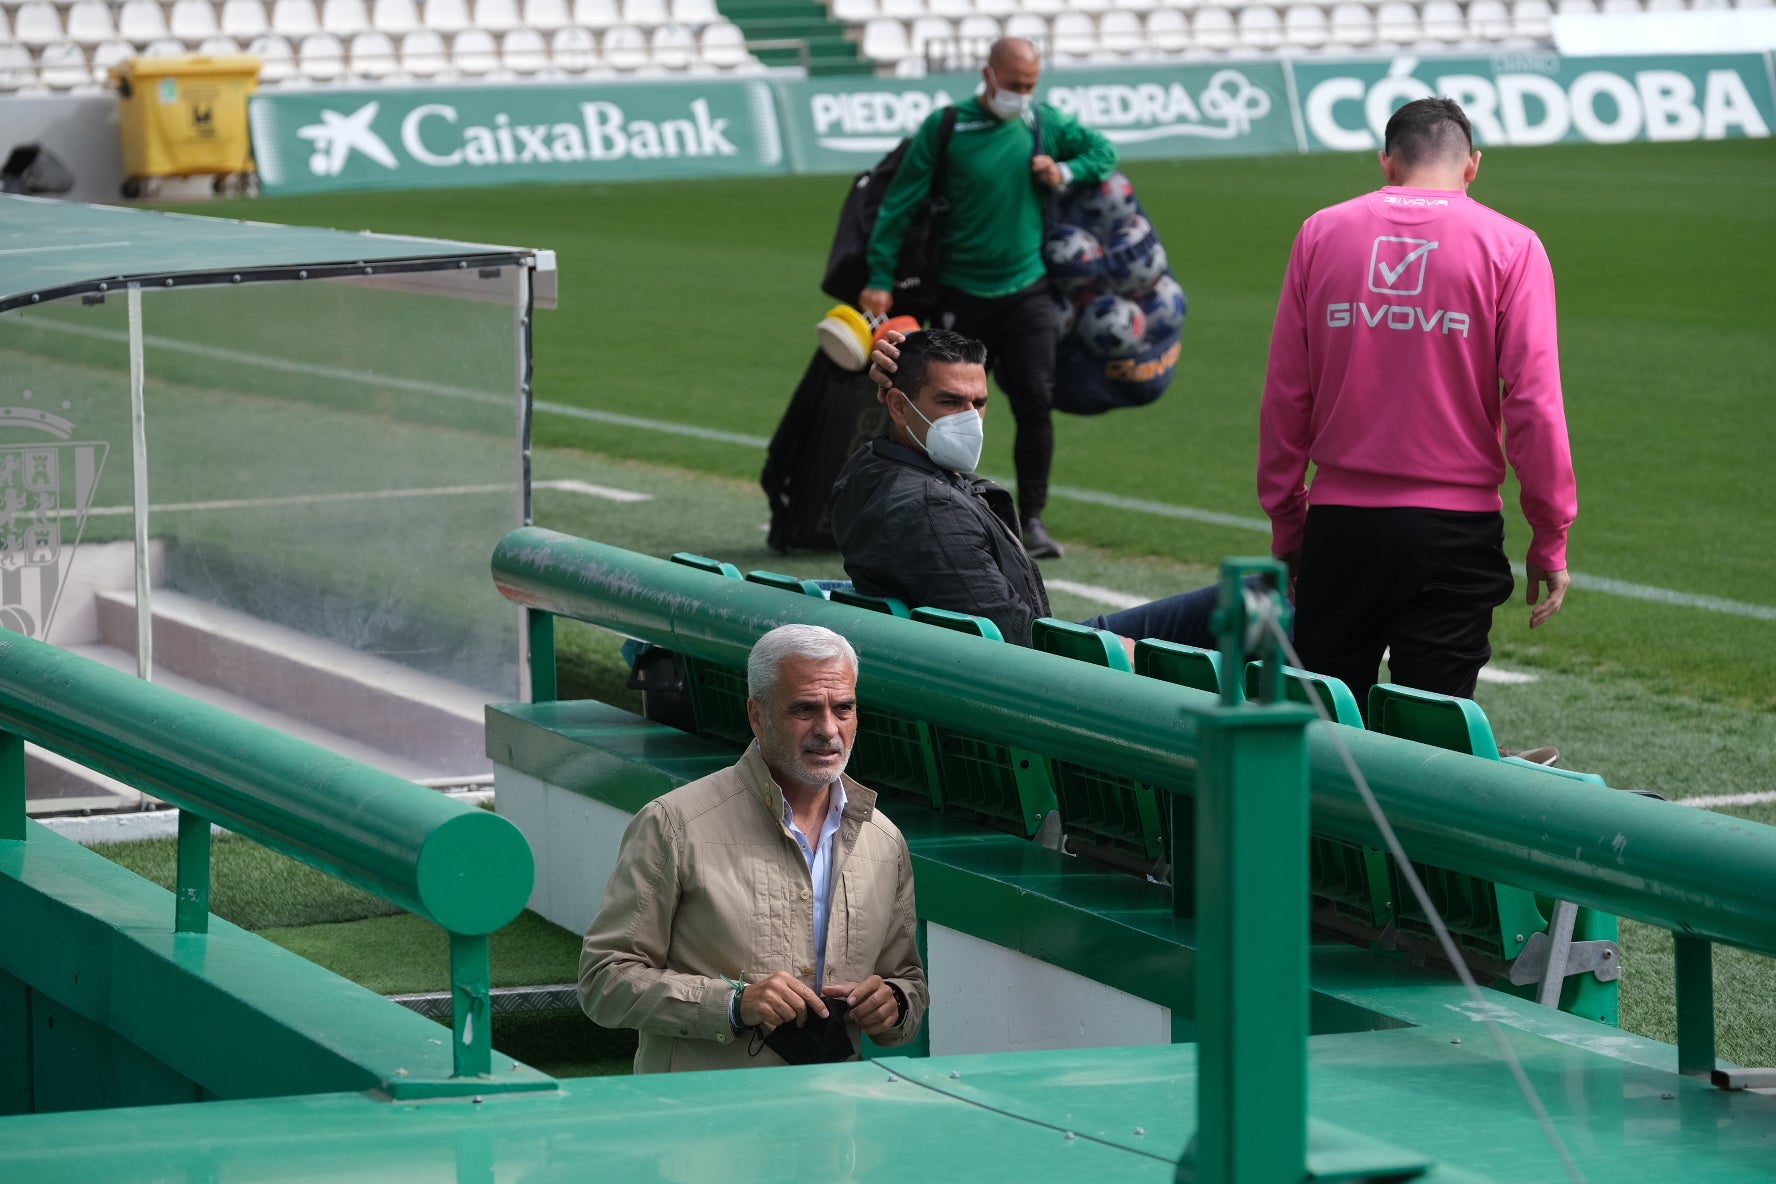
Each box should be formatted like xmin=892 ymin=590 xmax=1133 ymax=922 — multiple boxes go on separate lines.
xmin=496 ymin=768 xmax=634 ymax=936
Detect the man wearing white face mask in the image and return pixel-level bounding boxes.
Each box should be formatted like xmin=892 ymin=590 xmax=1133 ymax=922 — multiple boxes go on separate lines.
xmin=830 ymin=330 xmax=1225 ymax=656
xmin=859 ymin=37 xmax=1117 ymax=561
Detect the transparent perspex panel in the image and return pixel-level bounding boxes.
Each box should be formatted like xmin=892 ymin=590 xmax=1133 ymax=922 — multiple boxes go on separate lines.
xmin=4 ymin=266 xmax=526 ymax=789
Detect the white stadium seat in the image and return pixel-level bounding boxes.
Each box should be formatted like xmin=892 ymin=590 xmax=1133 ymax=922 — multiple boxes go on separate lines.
xmin=1600 ymin=0 xmax=1640 ymax=11
xmin=248 ymin=33 xmax=296 ymax=79
xmin=879 ymin=0 xmax=922 ymax=18
xmin=502 ymin=26 xmax=547 ymax=68
xmin=1691 ymin=0 xmax=1729 ymax=8
xmin=1738 ymin=0 xmax=1771 ymax=10
xmin=475 ymin=0 xmax=521 ymax=31
xmin=1098 ymin=9 xmax=1141 ymax=51
xmin=199 ymin=34 xmax=243 ymax=52
xmin=299 ymin=30 xmax=345 ymax=78
xmin=832 ymin=0 xmax=876 ymax=20
xmin=1647 ymin=0 xmax=1687 ymax=8
xmin=572 ymin=0 xmax=619 ymax=27
xmin=370 ymin=0 xmax=418 ymax=33
xmin=601 ymin=22 xmax=647 ymax=66
xmin=699 ymin=18 xmax=746 ymax=65
xmin=0 ymin=44 xmax=32 ymax=91
xmin=1192 ymin=5 xmax=1235 ymax=49
xmin=673 ymin=0 xmax=718 ymax=22
xmin=650 ymin=21 xmax=692 ymax=65
xmin=13 ymin=3 xmax=59 ymax=49
xmin=1050 ymin=8 xmax=1093 ymax=54
xmin=621 ymin=0 xmax=668 ymax=27
xmin=974 ymin=0 xmax=1017 ymax=15
xmin=524 ymin=0 xmax=571 ymax=28
xmin=221 ymin=0 xmax=270 ymax=38
xmin=1118 ymin=0 xmax=1157 ymax=13
xmin=64 ymin=0 xmax=114 ymax=45
xmin=38 ymin=41 xmax=90 ymax=87
xmin=1373 ymin=0 xmax=1417 ymax=42
xmin=1238 ymin=4 xmax=1281 ymax=48
xmin=170 ymin=0 xmax=220 ymax=39
xmin=92 ymin=39 xmax=134 ymax=76
xmin=550 ymin=23 xmax=598 ymax=68
xmin=1420 ymin=0 xmax=1462 ymax=39
xmin=450 ymin=25 xmax=497 ymax=71
xmin=271 ymin=0 xmax=320 ymax=36
xmin=929 ymin=0 xmax=969 ymax=18
xmin=1327 ymin=1 xmax=1370 ymax=44
xmin=1554 ymin=0 xmax=1596 ymax=13
xmin=349 ymin=28 xmax=399 ymax=73
xmin=399 ymin=26 xmax=447 ymax=73
xmin=1021 ymin=0 xmax=1062 ymax=16
xmin=1282 ymin=3 xmax=1326 ymax=48
xmin=1475 ymin=0 xmax=1514 ymax=39
xmin=1071 ymin=0 xmax=1109 ymax=13
xmin=321 ymin=0 xmax=370 ymax=34
xmin=1146 ymin=6 xmax=1187 ymax=50
xmin=1002 ymin=11 xmax=1045 ymax=39
xmin=143 ymin=34 xmax=187 ymax=54
xmin=956 ymin=12 xmax=999 ymax=44
xmin=422 ymin=0 xmax=470 ymax=33
xmin=859 ymin=15 xmax=908 ymax=59
xmin=907 ymin=13 xmax=950 ymax=59
xmin=117 ymin=0 xmax=170 ymax=41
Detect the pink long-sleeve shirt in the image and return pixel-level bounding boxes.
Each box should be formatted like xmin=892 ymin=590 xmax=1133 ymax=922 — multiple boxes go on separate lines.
xmin=1258 ymin=185 xmax=1576 ymax=571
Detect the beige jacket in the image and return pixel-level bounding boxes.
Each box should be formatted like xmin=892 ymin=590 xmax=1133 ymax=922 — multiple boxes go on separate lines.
xmin=579 ymin=743 xmax=928 ymax=1073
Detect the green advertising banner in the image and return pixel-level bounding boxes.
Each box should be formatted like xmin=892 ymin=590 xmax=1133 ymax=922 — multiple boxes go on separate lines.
xmin=249 ymin=79 xmax=786 ymax=195
xmin=775 ymin=61 xmax=1298 ymax=175
xmin=1292 ymin=52 xmax=1775 ymax=152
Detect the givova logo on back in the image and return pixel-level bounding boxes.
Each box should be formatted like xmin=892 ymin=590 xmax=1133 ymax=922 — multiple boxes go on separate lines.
xmin=294 ymin=98 xmax=738 ymax=175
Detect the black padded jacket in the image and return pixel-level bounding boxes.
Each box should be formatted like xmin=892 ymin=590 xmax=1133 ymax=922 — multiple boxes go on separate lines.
xmin=827 ymin=435 xmax=1049 ymax=646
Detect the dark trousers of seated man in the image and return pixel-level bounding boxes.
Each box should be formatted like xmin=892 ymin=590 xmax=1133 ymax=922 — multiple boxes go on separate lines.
xmin=1293 ymin=505 xmax=1515 ymax=722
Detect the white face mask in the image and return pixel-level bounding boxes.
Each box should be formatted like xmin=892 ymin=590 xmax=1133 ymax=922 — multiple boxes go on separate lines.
xmin=984 ymin=70 xmax=1032 ymax=122
xmin=903 ymin=397 xmax=985 ymax=474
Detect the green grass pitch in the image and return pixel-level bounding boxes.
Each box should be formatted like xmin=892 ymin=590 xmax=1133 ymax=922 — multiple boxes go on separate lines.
xmin=154 ymin=137 xmax=1776 ymax=1061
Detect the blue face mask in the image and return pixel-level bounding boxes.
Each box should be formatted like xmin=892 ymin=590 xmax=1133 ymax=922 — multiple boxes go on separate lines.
xmin=904 ymin=398 xmax=985 ymax=474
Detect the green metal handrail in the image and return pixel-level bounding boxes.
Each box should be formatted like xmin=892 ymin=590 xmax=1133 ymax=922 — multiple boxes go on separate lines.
xmin=492 ymin=528 xmax=1776 ymax=967
xmin=0 ymin=629 xmax=535 ymax=1083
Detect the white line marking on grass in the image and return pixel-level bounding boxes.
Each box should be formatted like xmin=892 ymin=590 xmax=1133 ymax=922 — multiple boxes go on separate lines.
xmin=75 ymin=478 xmax=648 ymax=518
xmin=1476 ymin=667 xmax=1539 ymax=685
xmin=1043 ymin=578 xmax=1147 ymax=611
xmin=0 ymin=241 xmax=131 ymax=257
xmin=20 ymin=318 xmax=1771 ymax=622
xmin=1678 ymin=791 xmax=1776 ymax=810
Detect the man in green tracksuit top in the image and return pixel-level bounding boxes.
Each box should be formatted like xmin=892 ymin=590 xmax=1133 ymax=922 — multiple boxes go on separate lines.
xmin=858 ymin=36 xmax=1116 ymax=559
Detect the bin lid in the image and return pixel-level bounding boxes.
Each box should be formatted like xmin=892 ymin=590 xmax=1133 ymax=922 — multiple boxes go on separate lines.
xmin=110 ymin=54 xmax=263 ymax=81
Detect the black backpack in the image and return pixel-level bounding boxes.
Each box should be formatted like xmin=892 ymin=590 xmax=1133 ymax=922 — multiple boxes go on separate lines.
xmin=820 ymin=107 xmax=959 ymax=323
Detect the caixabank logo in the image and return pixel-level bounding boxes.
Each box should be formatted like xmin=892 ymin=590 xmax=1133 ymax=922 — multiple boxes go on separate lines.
xmin=253 ymin=84 xmax=783 ymax=193
xmin=1297 ymin=54 xmax=1774 ymax=151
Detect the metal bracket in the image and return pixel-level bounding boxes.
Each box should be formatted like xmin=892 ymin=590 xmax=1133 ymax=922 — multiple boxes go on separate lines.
xmin=1711 ymin=1067 xmax=1776 ymax=1091
xmin=390 ymin=983 xmax=579 ymax=1020
xmin=1506 ymin=933 xmax=1622 ymax=988
xmin=1032 ymin=810 xmax=1066 ymax=852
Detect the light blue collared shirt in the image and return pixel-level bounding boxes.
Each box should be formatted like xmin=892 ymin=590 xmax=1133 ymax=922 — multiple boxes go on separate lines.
xmin=783 ymin=780 xmax=847 ymax=988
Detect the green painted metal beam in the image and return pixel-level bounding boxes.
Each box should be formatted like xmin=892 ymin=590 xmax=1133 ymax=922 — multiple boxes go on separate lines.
xmin=490 ymin=528 xmax=1776 ymax=962
xmin=0 ymin=631 xmax=532 ymax=939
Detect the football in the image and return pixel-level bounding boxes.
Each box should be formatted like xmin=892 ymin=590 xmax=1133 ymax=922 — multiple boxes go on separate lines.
xmin=1141 ymin=274 xmax=1188 ymax=343
xmin=1050 ymin=291 xmax=1079 ymax=340
xmin=1103 ymin=216 xmax=1169 ymax=297
xmin=1043 ymin=223 xmax=1105 ymax=294
xmin=1078 ymin=294 xmax=1148 ymax=359
xmin=1072 ymin=172 xmax=1140 ymax=239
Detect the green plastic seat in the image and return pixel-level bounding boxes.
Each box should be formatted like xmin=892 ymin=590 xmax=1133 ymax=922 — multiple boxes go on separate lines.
xmin=1367 ymin=683 xmax=1497 ymax=758
xmin=745 ymin=569 xmax=829 ymax=598
xmin=910 ymin=606 xmax=1005 ymax=642
xmin=829 ymin=588 xmax=911 ymax=617
xmin=1134 ymin=640 xmax=1222 ymax=695
xmin=669 ymin=552 xmax=741 ymax=579
xmin=1031 ymin=618 xmax=1134 ymax=673
xmin=1245 ymin=663 xmax=1365 ymax=727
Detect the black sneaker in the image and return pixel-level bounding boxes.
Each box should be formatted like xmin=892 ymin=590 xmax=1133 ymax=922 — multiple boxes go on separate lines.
xmin=1023 ymin=517 xmax=1064 ymax=559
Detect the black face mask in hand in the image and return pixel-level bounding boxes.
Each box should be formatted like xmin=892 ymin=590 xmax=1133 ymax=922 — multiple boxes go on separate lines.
xmin=757 ymin=996 xmax=854 ymax=1066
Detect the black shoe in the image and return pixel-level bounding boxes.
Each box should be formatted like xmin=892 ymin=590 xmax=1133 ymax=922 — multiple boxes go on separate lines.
xmin=1022 ymin=517 xmax=1064 ymax=559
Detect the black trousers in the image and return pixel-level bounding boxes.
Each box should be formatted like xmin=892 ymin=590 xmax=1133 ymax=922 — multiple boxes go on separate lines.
xmin=936 ymin=279 xmax=1057 ymax=521
xmin=1293 ymin=506 xmax=1515 ymax=722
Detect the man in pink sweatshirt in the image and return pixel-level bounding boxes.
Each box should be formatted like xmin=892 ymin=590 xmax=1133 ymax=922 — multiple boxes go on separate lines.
xmin=1258 ymin=97 xmax=1576 ymax=718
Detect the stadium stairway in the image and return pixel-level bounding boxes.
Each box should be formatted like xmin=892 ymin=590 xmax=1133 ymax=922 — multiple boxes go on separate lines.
xmin=715 ymin=0 xmax=867 ymax=74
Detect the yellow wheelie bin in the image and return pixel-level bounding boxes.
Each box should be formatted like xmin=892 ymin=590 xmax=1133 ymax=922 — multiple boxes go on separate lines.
xmin=111 ymin=55 xmax=260 ymax=197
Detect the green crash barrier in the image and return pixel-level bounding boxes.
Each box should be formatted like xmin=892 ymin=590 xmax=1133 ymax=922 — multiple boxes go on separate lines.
xmin=0 ymin=631 xmax=533 ymax=939
xmin=492 ymin=528 xmax=1776 ymax=961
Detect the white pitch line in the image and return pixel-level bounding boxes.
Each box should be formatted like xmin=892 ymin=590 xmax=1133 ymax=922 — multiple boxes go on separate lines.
xmin=0 ymin=241 xmax=131 ymax=257
xmin=1678 ymin=791 xmax=1776 ymax=810
xmin=15 ymin=316 xmax=1772 ymax=622
xmin=73 ymin=478 xmax=648 ymax=518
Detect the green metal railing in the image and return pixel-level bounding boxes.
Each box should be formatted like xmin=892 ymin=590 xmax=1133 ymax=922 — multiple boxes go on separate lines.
xmin=0 ymin=629 xmax=535 ymax=1084
xmin=495 ymin=527 xmax=1776 ymax=1081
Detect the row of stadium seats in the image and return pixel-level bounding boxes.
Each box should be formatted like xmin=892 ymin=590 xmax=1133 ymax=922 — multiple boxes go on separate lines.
xmin=0 ymin=0 xmax=728 ymax=45
xmin=856 ymin=0 xmax=1768 ymax=62
xmin=0 ymin=21 xmax=759 ymax=88
xmin=841 ymin=0 xmax=1745 ymax=13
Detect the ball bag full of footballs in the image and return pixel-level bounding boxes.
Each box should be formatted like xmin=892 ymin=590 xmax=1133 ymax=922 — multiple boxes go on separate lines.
xmin=1042 ymin=172 xmax=1188 ymax=415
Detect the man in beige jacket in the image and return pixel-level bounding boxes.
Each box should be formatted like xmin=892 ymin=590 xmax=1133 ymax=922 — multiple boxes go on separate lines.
xmin=580 ymin=623 xmax=928 ymax=1072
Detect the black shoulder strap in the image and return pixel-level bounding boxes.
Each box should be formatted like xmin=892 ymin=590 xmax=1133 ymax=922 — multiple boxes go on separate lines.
xmin=1030 ymin=103 xmax=1043 ymax=159
xmin=930 ymin=106 xmax=959 ymax=199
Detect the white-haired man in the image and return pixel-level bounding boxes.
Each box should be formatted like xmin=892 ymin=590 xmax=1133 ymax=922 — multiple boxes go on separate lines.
xmin=580 ymin=624 xmax=927 ymax=1072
